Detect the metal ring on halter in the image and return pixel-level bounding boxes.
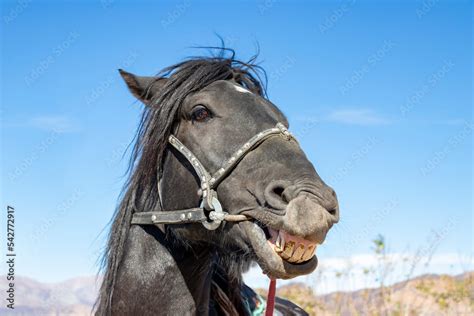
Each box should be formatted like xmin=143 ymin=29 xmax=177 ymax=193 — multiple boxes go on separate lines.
xmin=201 ymin=196 xmax=226 ymax=230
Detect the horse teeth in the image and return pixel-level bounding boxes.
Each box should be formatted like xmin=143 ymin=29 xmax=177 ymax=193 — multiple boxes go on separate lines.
xmin=288 ymin=244 xmax=305 ymax=263
xmin=272 ymin=230 xmax=318 ymax=263
xmin=280 ymin=241 xmax=295 ymax=260
xmin=300 ymin=244 xmax=317 ymax=262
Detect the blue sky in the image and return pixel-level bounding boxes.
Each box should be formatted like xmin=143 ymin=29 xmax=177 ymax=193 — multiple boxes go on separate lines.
xmin=1 ymin=1 xmax=472 ymax=287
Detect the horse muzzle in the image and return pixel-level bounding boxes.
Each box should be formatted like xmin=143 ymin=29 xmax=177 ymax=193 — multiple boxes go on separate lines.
xmin=240 ymin=193 xmax=338 ymax=279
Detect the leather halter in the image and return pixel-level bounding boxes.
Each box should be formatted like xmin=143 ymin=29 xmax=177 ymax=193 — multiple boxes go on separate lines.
xmin=131 ymin=122 xmax=295 ymax=230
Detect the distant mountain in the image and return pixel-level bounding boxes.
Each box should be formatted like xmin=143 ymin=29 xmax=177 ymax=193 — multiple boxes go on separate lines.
xmin=0 ymin=275 xmax=99 ymax=315
xmin=0 ymin=272 xmax=472 ymax=315
xmin=272 ymin=272 xmax=473 ymax=315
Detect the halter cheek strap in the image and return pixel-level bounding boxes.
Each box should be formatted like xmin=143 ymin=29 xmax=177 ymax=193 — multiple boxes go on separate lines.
xmin=130 ymin=122 xmax=296 ymax=230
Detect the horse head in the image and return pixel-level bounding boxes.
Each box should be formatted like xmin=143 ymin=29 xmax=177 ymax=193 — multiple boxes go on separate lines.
xmin=97 ymin=53 xmax=339 ymax=315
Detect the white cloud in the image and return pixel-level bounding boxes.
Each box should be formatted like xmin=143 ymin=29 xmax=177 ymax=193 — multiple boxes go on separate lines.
xmin=29 ymin=115 xmax=79 ymax=133
xmin=243 ymin=252 xmax=473 ymax=294
xmin=326 ymin=109 xmax=390 ymax=126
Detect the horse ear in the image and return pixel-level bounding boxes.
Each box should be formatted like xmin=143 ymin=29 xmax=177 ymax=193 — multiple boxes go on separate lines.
xmin=119 ymin=69 xmax=167 ymax=106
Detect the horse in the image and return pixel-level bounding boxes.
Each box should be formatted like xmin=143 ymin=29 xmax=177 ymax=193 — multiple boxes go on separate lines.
xmin=96 ymin=50 xmax=339 ymax=315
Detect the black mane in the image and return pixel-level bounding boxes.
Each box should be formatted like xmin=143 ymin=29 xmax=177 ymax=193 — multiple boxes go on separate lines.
xmin=96 ymin=50 xmax=267 ymax=313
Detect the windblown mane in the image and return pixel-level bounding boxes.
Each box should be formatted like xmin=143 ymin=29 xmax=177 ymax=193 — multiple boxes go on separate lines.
xmin=96 ymin=49 xmax=267 ymax=313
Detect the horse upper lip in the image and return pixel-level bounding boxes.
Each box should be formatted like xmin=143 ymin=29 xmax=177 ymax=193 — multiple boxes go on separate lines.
xmin=240 ymin=197 xmax=332 ymax=245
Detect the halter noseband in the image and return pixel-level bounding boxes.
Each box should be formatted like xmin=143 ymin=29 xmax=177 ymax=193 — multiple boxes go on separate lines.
xmin=131 ymin=122 xmax=296 ymax=230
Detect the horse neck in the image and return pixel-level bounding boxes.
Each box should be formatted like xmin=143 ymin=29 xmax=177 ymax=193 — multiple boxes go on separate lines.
xmin=103 ymin=222 xmax=214 ymax=315
xmin=169 ymin=240 xmax=216 ymax=313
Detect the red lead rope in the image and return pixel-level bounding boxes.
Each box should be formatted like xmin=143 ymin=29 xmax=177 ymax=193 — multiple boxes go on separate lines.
xmin=264 ymin=278 xmax=276 ymax=316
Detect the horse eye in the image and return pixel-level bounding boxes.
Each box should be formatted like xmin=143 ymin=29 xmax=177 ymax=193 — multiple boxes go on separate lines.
xmin=191 ymin=105 xmax=211 ymax=122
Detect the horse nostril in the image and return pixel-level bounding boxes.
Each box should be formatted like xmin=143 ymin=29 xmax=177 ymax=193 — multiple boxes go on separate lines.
xmin=326 ymin=205 xmax=339 ymax=223
xmin=323 ymin=187 xmax=339 ymax=219
xmin=272 ymin=186 xmax=286 ymax=201
xmin=264 ymin=180 xmax=292 ymax=210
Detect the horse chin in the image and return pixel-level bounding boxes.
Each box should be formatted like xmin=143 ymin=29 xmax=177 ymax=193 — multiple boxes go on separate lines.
xmin=240 ymin=221 xmax=318 ymax=280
